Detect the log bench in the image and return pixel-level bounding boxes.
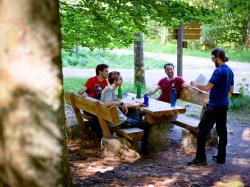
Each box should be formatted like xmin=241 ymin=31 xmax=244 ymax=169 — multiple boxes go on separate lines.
xmin=64 ymin=91 xmax=144 ymax=142
xmin=171 ymin=87 xmax=218 ymax=149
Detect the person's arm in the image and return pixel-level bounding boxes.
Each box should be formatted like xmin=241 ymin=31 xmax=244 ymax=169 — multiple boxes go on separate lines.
xmin=228 ymin=85 xmax=234 ymax=96
xmin=78 ymin=86 xmax=88 ymax=95
xmin=190 ymin=81 xmax=214 ymax=92
xmin=79 ymin=78 xmax=92 ymax=95
xmin=182 ymin=81 xmax=190 ymax=88
xmin=102 ymin=91 xmax=128 ymax=114
xmin=104 ymin=100 xmax=128 ymax=114
xmin=145 ymin=86 xmax=160 ymax=96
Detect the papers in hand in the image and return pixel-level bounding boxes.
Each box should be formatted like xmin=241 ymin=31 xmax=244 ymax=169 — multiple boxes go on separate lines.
xmin=194 ymin=74 xmax=208 ymax=85
xmin=191 ymin=74 xmax=209 ymax=93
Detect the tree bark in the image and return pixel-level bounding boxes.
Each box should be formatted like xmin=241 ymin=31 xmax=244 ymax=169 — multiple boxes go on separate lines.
xmin=0 ymin=1 xmax=71 ymax=187
xmin=245 ymin=14 xmax=250 ymax=49
xmin=159 ymin=26 xmax=168 ymax=44
xmin=134 ymin=33 xmax=145 ymax=87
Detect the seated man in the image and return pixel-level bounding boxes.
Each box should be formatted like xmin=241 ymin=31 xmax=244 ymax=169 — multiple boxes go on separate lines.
xmin=145 ymin=63 xmax=187 ymax=103
xmin=78 ymin=64 xmax=109 ymax=140
xmin=79 ymin=64 xmax=109 ymax=100
xmin=101 ymin=71 xmax=149 ymax=154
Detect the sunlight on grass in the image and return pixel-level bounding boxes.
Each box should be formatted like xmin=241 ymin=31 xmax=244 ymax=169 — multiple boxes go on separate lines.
xmin=63 ymin=77 xmax=86 ymax=93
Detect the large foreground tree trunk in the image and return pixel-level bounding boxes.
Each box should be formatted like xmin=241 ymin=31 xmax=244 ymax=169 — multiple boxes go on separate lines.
xmin=134 ymin=33 xmax=145 ymax=87
xmin=0 ymin=1 xmax=71 ymax=187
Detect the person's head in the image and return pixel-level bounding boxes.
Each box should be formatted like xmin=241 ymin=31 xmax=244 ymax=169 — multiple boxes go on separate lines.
xmin=96 ymin=64 xmax=109 ymax=79
xmin=211 ymin=48 xmax=229 ymax=67
xmin=164 ymin=63 xmax=175 ymax=79
xmin=108 ymin=71 xmax=123 ymax=86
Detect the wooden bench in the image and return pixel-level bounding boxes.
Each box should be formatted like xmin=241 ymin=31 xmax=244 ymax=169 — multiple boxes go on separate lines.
xmin=171 ymin=87 xmax=209 ymax=136
xmin=171 ymin=88 xmax=241 ymax=135
xmin=64 ymin=91 xmax=144 ymax=141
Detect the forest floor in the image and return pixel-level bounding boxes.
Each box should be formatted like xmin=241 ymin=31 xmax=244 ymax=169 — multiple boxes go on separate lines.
xmin=65 ymin=104 xmax=250 ymax=187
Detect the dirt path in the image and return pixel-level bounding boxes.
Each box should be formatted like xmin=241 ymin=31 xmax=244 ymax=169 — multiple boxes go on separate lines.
xmin=65 ymin=105 xmax=250 ymax=186
xmin=68 ymin=123 xmax=250 ymax=186
xmin=63 ymin=49 xmax=250 ymax=89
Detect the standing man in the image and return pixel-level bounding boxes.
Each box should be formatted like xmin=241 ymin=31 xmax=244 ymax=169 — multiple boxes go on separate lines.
xmin=145 ymin=63 xmax=186 ymax=103
xmin=79 ymin=64 xmax=109 ymax=100
xmin=188 ymin=48 xmax=234 ymax=166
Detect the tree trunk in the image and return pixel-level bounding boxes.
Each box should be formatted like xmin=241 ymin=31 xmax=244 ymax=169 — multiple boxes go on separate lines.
xmin=245 ymin=15 xmax=250 ymax=49
xmin=159 ymin=26 xmax=168 ymax=44
xmin=0 ymin=1 xmax=71 ymax=187
xmin=134 ymin=33 xmax=145 ymax=87
xmin=75 ymin=45 xmax=80 ymax=55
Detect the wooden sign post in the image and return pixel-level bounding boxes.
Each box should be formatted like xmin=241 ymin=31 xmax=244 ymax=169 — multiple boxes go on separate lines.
xmin=174 ymin=22 xmax=201 ymax=76
xmin=177 ymin=23 xmax=183 ymax=77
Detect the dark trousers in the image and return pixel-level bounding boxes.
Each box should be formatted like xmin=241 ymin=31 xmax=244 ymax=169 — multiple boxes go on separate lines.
xmin=196 ymin=105 xmax=228 ymax=162
xmin=119 ymin=117 xmax=149 ymax=154
xmin=84 ymin=111 xmax=103 ymax=140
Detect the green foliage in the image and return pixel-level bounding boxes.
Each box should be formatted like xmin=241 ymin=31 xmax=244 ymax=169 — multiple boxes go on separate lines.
xmin=229 ymin=77 xmax=250 ymax=111
xmin=200 ymin=0 xmax=250 ymax=48
xmin=59 ymin=0 xmax=212 ymax=49
xmin=237 ymin=77 xmax=250 ymax=95
xmin=229 ymin=95 xmax=250 ymax=111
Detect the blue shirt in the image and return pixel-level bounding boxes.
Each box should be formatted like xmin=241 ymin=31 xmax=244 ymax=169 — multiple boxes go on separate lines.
xmin=208 ymin=64 xmax=234 ymax=106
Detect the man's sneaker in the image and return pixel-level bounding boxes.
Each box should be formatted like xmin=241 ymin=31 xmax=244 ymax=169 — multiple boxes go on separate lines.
xmin=188 ymin=158 xmax=207 ymax=166
xmin=212 ymin=155 xmax=225 ymax=164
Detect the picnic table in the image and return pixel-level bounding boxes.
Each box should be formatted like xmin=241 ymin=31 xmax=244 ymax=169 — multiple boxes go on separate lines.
xmin=121 ymin=93 xmax=186 ymax=152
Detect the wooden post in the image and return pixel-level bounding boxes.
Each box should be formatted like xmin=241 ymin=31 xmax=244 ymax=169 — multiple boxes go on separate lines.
xmin=134 ymin=33 xmax=145 ymax=87
xmin=177 ymin=23 xmax=183 ymax=77
xmin=69 ymin=95 xmax=91 ymax=140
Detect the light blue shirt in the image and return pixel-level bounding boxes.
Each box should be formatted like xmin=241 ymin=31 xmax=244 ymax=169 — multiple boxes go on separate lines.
xmin=101 ymin=86 xmax=127 ymax=126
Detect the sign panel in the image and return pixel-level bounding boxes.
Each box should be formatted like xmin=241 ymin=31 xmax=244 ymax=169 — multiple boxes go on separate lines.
xmin=184 ymin=22 xmax=201 ymax=28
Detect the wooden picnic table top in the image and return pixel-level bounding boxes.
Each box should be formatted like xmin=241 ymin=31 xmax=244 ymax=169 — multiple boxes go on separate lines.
xmin=121 ymin=93 xmax=186 ymax=117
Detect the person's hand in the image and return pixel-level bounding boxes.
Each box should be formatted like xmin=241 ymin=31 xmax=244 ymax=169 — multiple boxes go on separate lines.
xmin=190 ymin=81 xmax=198 ymax=87
xmin=78 ymin=87 xmax=88 ymax=97
xmin=182 ymin=82 xmax=191 ymax=89
xmin=133 ymin=102 xmax=144 ymax=108
xmin=121 ymin=103 xmax=128 ymax=115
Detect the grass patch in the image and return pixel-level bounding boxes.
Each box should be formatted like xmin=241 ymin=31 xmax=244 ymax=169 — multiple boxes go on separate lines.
xmin=62 ymin=48 xmax=166 ymax=69
xmin=64 ymin=77 xmax=86 ymax=93
xmin=63 ymin=77 xmax=160 ymax=98
xmin=126 ymin=39 xmax=250 ymax=62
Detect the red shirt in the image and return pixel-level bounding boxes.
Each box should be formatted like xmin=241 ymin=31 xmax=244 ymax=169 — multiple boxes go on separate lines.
xmin=157 ymin=76 xmax=184 ymax=103
xmin=85 ymin=76 xmax=108 ymax=99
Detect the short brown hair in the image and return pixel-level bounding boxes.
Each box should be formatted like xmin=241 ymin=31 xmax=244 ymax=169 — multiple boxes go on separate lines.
xmin=108 ymin=71 xmax=121 ymax=84
xmin=96 ymin=64 xmax=109 ymax=76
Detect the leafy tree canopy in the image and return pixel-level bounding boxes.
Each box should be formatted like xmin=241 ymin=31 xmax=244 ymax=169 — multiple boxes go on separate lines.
xmin=59 ymin=0 xmax=212 ymax=49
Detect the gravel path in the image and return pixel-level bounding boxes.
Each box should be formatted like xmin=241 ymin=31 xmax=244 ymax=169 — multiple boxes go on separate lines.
xmin=63 ymin=49 xmax=250 ymax=89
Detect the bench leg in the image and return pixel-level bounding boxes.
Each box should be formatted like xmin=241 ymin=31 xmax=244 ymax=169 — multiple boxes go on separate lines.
xmin=71 ymin=105 xmax=91 ymax=140
xmin=95 ymin=103 xmax=112 ymax=138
